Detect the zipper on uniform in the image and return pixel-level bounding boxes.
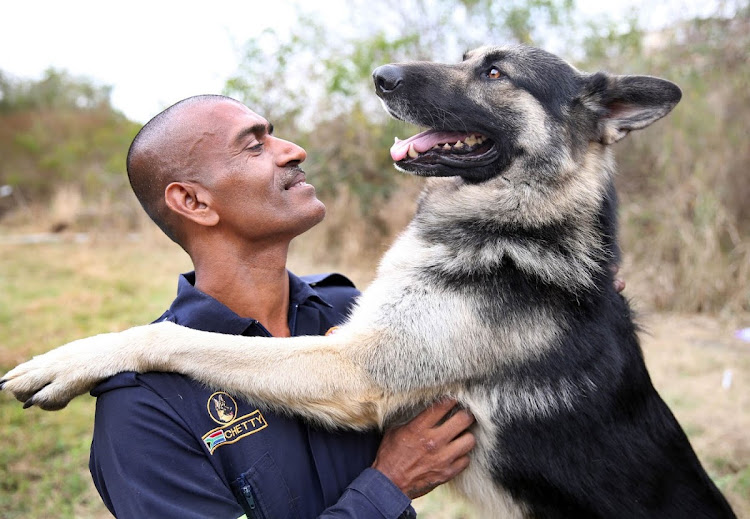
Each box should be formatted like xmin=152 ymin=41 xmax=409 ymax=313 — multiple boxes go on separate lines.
xmin=240 ymin=483 xmax=264 ymax=519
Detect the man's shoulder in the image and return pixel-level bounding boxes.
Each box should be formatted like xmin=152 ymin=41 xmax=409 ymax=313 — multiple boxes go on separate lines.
xmin=90 ymin=370 xmax=200 ymax=401
xmin=90 ymin=311 xmax=187 ymax=400
xmin=90 ymin=371 xmax=142 ymax=396
xmin=300 ymin=272 xmax=361 ymax=313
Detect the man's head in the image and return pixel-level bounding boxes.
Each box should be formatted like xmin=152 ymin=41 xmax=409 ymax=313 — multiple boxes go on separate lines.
xmin=126 ymin=95 xmax=325 ymax=253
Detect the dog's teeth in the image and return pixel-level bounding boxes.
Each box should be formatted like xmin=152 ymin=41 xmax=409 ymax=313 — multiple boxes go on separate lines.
xmin=407 ymin=143 xmax=418 ymax=158
xmin=454 ymin=141 xmax=465 ymax=149
xmin=432 ymin=144 xmax=440 ymax=150
xmin=442 ymin=143 xmax=452 ymax=150
xmin=476 ymin=135 xmax=484 ymax=144
xmin=465 ymin=135 xmax=477 ymax=146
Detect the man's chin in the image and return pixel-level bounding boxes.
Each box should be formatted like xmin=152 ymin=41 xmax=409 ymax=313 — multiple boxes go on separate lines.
xmin=310 ymin=200 xmax=326 ymax=225
xmin=294 ymin=199 xmax=326 ymax=236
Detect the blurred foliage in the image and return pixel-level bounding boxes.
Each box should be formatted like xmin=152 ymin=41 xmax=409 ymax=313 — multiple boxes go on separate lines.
xmin=0 ymin=68 xmax=113 ymax=113
xmin=580 ymin=5 xmax=750 ymax=313
xmin=0 ymin=0 xmax=747 ymax=313
xmin=0 ymin=69 xmax=140 ymax=217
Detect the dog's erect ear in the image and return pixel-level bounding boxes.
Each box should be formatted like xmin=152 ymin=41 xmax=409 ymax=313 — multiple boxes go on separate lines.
xmin=582 ymin=72 xmax=682 ymax=144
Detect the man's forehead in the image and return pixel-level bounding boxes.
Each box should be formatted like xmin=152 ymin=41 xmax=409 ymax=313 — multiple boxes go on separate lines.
xmin=191 ymin=100 xmax=265 ymax=125
xmin=177 ymin=100 xmax=270 ymax=141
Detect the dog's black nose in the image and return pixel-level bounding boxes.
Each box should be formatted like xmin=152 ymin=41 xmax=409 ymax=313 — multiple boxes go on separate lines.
xmin=373 ymin=65 xmax=404 ymax=95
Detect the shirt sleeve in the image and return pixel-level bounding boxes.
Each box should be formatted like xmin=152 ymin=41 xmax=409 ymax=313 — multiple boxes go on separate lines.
xmin=318 ymin=468 xmax=416 ymax=519
xmin=89 ymin=384 xmax=245 ymax=519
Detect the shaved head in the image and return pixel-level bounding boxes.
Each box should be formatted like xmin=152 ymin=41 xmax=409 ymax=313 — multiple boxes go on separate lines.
xmin=126 ymin=94 xmax=245 ymax=245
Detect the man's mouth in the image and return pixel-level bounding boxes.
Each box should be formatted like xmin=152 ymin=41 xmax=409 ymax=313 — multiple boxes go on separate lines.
xmin=284 ymin=170 xmax=309 ymax=190
xmin=390 ymin=130 xmax=497 ymax=168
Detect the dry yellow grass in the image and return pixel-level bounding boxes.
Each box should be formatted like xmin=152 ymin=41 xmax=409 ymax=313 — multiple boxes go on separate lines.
xmin=637 ymin=313 xmax=750 ymax=516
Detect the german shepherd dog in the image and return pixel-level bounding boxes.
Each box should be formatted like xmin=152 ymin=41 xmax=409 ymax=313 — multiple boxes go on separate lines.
xmin=1 ymin=45 xmax=736 ymax=518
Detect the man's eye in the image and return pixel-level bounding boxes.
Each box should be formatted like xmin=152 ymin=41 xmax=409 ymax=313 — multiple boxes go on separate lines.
xmin=486 ymin=67 xmax=502 ymax=79
xmin=248 ymin=143 xmax=263 ymax=151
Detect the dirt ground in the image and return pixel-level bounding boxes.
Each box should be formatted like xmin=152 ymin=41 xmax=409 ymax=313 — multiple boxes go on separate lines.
xmin=637 ymin=313 xmax=750 ymax=516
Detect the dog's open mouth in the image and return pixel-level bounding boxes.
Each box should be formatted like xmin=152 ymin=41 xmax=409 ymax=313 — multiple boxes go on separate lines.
xmin=390 ymin=130 xmax=498 ymax=168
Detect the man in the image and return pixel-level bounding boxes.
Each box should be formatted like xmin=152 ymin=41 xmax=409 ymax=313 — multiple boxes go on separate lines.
xmin=89 ymin=94 xmax=476 ymax=518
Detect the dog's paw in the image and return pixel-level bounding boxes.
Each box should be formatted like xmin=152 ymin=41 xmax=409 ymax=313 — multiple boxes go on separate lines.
xmin=1 ymin=350 xmax=94 ymax=410
xmin=1 ymin=358 xmax=78 ymax=410
xmin=0 ymin=331 xmax=131 ymax=410
xmin=1 ymin=322 xmax=184 ymax=410
xmin=1 ymin=358 xmax=55 ymax=408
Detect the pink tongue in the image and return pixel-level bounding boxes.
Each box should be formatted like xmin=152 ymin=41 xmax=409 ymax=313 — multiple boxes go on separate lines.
xmin=390 ymin=130 xmax=472 ymax=161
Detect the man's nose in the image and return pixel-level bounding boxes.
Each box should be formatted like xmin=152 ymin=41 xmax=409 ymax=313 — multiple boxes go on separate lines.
xmin=273 ymin=137 xmax=307 ymax=166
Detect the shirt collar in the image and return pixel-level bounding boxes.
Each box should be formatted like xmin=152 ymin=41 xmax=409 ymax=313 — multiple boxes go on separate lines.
xmin=288 ymin=271 xmax=333 ymax=308
xmin=167 ymin=271 xmax=331 ymax=335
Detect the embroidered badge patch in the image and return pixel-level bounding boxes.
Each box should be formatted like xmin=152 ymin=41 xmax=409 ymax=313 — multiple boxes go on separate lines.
xmin=207 ymin=391 xmax=238 ymax=425
xmin=202 ymin=409 xmax=269 ymax=454
xmin=204 ymin=429 xmax=227 ymax=451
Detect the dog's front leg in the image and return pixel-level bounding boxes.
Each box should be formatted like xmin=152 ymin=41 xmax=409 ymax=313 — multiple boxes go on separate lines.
xmin=1 ymin=322 xmax=389 ymax=429
xmin=145 ymin=324 xmax=389 ymax=429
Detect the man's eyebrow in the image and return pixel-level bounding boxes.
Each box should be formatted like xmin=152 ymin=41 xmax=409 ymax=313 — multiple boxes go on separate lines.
xmin=234 ymin=122 xmax=274 ymax=145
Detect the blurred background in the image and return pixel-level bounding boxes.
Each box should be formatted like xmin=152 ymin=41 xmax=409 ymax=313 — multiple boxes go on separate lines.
xmin=0 ymin=0 xmax=748 ymax=517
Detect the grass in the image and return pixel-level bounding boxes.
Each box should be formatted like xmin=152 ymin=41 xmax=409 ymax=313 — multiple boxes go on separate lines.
xmin=0 ymin=234 xmax=748 ymax=517
xmin=0 ymin=235 xmax=191 ymax=518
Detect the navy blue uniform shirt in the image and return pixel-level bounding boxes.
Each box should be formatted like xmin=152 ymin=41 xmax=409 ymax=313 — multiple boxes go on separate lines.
xmin=89 ymin=271 xmax=415 ymax=519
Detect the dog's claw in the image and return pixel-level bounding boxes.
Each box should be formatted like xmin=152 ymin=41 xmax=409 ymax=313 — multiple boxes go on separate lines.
xmin=23 ymin=398 xmax=34 ymax=409
xmin=0 ymin=379 xmax=6 ymax=390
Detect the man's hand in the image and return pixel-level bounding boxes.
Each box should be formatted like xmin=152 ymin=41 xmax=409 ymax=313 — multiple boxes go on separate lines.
xmin=372 ymin=398 xmax=476 ymax=499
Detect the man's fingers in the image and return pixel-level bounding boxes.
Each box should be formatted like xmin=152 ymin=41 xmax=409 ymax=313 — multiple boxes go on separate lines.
xmin=450 ymin=454 xmax=471 ymax=475
xmin=444 ymin=430 xmax=477 ymax=461
xmin=413 ymin=397 xmax=460 ymax=428
xmin=434 ymin=407 xmax=475 ymax=441
xmin=455 ymin=431 xmax=477 ymax=455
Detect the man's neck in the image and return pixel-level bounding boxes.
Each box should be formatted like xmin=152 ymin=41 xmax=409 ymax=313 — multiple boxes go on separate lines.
xmin=192 ymin=240 xmax=292 ymax=337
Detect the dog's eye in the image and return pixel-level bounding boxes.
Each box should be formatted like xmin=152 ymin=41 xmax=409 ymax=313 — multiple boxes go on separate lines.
xmin=486 ymin=67 xmax=502 ymax=80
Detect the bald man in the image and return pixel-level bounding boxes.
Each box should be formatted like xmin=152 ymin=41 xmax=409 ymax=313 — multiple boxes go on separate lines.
xmin=88 ymin=95 xmax=476 ymax=519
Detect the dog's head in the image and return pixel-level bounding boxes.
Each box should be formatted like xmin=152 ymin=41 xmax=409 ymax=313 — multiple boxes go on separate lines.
xmin=373 ymin=45 xmax=681 ymax=184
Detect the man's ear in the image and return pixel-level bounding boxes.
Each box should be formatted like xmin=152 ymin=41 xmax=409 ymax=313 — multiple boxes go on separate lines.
xmin=164 ymin=182 xmax=220 ymax=227
xmin=582 ymin=72 xmax=682 ymax=144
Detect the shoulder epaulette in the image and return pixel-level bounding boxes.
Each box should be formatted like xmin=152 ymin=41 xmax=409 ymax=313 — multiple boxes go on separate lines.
xmin=300 ymin=273 xmax=356 ymax=288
